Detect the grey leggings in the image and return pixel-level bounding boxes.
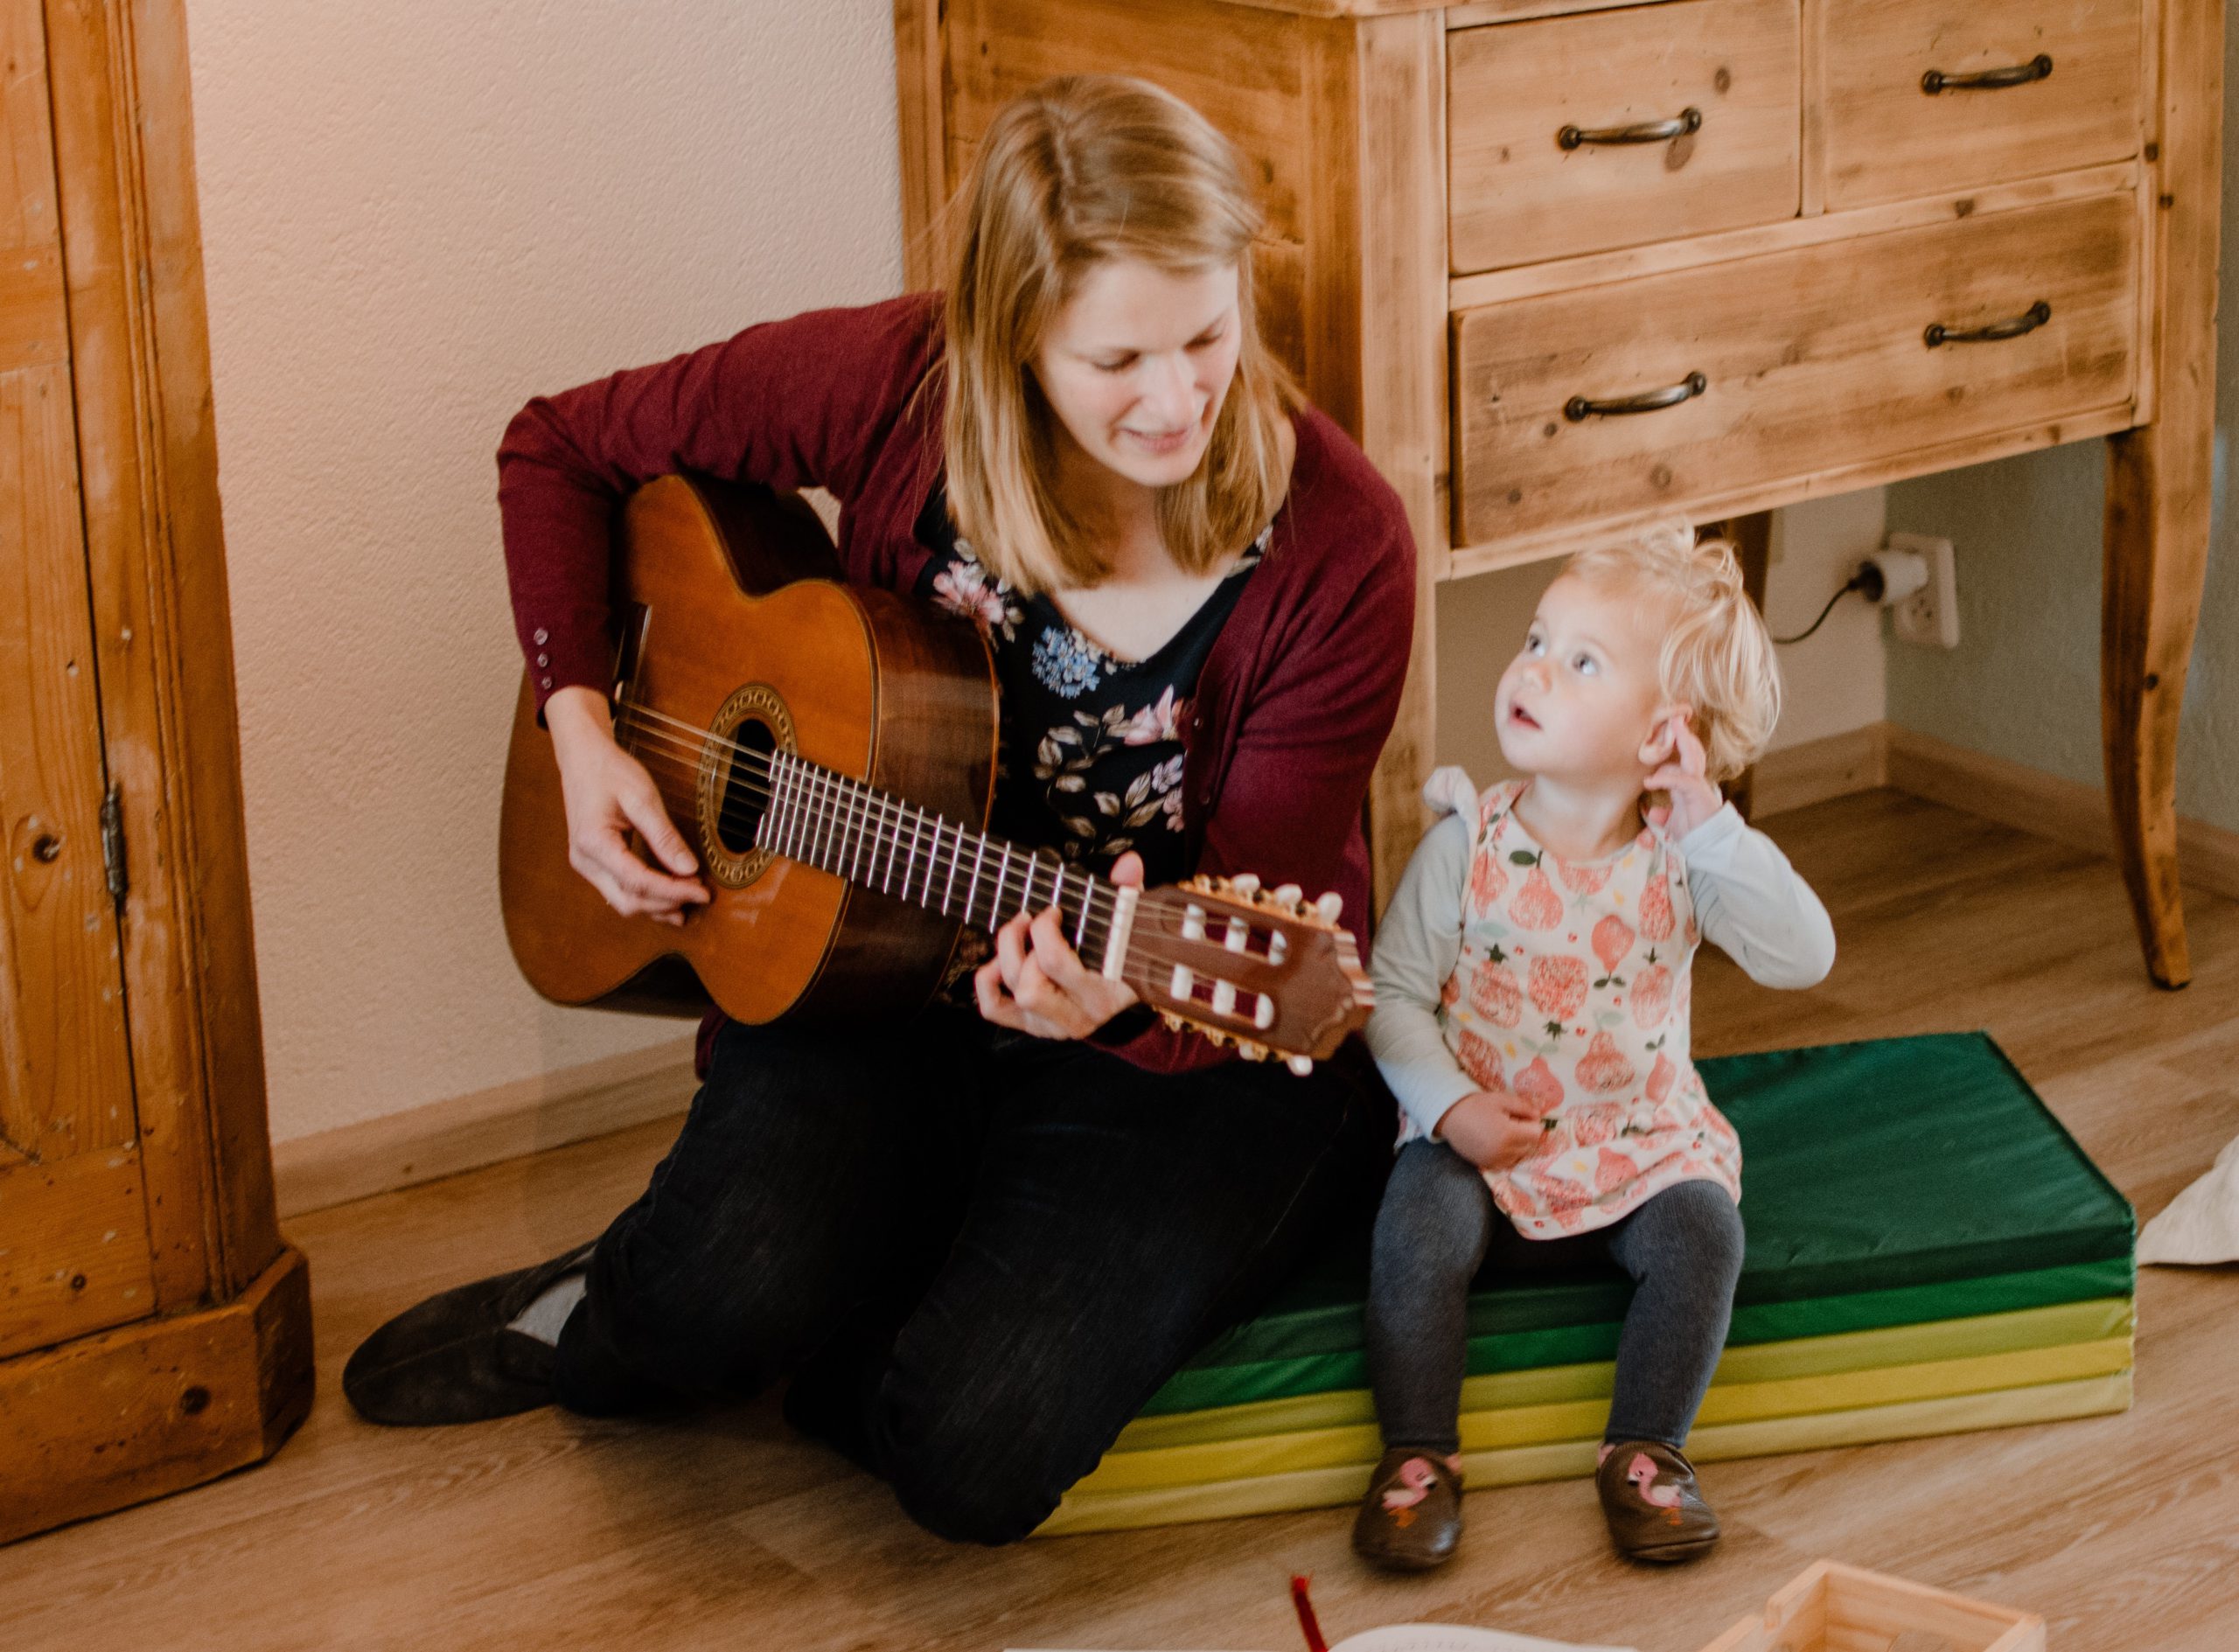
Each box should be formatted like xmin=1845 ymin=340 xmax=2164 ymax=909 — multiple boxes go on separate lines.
xmin=1366 ymin=1139 xmax=1746 ymax=1455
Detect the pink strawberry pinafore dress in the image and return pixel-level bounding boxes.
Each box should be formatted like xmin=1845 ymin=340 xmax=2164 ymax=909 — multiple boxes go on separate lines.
xmin=1409 ymin=778 xmax=1742 ymax=1237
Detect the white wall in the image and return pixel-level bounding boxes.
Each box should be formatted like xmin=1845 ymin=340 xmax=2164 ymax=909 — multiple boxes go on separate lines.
xmin=186 ymin=0 xmax=904 ymax=1140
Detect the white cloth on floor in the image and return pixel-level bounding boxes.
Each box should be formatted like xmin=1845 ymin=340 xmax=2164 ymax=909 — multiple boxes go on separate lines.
xmin=2139 ymin=1132 xmax=2239 ymax=1265
xmin=1330 ymin=1630 xmax=1639 ymax=1652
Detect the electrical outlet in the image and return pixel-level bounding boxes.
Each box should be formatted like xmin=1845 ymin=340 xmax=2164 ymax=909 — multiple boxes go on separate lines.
xmin=1887 ymin=532 xmax=1959 ymax=649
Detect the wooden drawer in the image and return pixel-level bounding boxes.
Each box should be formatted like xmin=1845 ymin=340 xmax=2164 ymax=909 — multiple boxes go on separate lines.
xmin=1448 ymin=0 xmax=1800 ymax=275
xmin=1819 ymin=0 xmax=2143 ymax=210
xmin=1451 ymin=191 xmax=2138 ymax=546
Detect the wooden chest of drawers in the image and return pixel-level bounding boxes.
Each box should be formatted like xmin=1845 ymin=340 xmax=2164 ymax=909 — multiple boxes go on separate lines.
xmin=893 ymin=0 xmax=2222 ymax=986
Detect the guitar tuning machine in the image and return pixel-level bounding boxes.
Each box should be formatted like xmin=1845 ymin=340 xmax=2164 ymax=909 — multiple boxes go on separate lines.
xmin=1159 ymin=1010 xmax=1187 ymax=1033
xmin=1188 ymin=875 xmax=1344 ymax=927
xmin=1238 ymin=1041 xmax=1268 ymax=1063
xmin=1285 ymin=1055 xmax=1315 ymax=1077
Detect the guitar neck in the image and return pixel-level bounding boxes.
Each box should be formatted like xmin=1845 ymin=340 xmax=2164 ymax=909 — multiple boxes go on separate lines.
xmin=759 ymin=749 xmax=1139 ymax=974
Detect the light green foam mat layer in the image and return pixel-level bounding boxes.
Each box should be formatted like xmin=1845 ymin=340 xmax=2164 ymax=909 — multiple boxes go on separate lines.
xmin=1147 ymin=1033 xmax=2134 ymax=1417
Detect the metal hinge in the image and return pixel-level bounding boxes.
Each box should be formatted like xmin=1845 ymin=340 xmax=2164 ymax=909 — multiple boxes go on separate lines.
xmin=100 ymin=785 xmax=128 ymax=909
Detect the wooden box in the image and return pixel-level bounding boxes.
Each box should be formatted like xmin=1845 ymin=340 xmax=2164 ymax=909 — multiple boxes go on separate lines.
xmin=1698 ymin=1560 xmax=2047 ymax=1652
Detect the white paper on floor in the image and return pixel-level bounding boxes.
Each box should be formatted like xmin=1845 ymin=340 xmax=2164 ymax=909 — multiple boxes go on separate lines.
xmin=2139 ymin=1131 xmax=2239 ymax=1265
xmin=1010 ymin=1626 xmax=1639 ymax=1652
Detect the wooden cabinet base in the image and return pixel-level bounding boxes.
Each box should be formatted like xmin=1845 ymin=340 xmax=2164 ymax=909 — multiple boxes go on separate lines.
xmin=0 ymin=1245 xmax=313 ymax=1547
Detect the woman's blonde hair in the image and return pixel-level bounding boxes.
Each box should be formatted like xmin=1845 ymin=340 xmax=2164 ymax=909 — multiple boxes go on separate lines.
xmin=1567 ymin=522 xmax=1782 ymax=784
xmin=937 ymin=74 xmax=1301 ymax=594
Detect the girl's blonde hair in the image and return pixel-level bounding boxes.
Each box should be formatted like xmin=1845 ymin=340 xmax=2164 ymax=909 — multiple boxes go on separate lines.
xmin=1568 ymin=522 xmax=1782 ymax=784
xmin=938 ymin=74 xmax=1301 ymax=595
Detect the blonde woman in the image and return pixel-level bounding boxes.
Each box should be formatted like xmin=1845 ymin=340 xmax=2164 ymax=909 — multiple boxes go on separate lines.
xmin=345 ymin=75 xmax=1416 ymax=1544
xmin=1354 ymin=526 xmax=1835 ymax=1571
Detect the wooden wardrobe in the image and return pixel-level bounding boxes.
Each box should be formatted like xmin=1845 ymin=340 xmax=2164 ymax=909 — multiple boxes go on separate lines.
xmin=1 ymin=0 xmax=310 ymax=1544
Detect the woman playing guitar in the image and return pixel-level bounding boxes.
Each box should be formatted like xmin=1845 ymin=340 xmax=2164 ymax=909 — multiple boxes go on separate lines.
xmin=345 ymin=73 xmax=1417 ymax=1544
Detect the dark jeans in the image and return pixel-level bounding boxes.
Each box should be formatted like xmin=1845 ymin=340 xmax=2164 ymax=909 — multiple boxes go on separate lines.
xmin=552 ymin=1007 xmax=1390 ymax=1544
xmin=1366 ymin=1138 xmax=1746 ymax=1456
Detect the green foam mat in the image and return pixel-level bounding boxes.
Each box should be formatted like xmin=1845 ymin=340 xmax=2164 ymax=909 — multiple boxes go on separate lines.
xmin=1147 ymin=1033 xmax=2133 ymax=1417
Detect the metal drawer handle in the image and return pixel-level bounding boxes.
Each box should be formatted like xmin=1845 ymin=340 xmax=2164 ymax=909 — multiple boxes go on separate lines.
xmin=1922 ymin=54 xmax=2053 ymax=94
xmin=1558 ymin=108 xmax=1703 ymax=150
xmin=1565 ymin=372 xmax=1708 ymax=422
xmin=1924 ymin=301 xmax=2051 ymax=348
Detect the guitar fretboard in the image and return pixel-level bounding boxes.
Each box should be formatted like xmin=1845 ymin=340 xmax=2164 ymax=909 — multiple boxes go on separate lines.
xmin=757 ymin=749 xmax=1132 ymax=971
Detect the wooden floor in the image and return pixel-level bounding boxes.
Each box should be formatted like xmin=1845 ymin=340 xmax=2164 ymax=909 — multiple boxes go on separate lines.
xmin=5 ymin=789 xmax=2237 ymax=1652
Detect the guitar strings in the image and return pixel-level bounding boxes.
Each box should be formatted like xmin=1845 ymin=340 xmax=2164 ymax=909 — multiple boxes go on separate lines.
xmin=610 ymin=698 xmax=1231 ymax=944
xmin=592 ymin=705 xmax=1310 ymax=1035
xmin=597 ymin=702 xmax=1299 ymax=1025
xmin=613 ymin=698 xmax=1272 ymax=944
xmin=609 ymin=705 xmax=1292 ymax=962
xmin=605 ymin=728 xmax=1229 ymax=1011
xmin=610 ymin=704 xmax=1121 ymax=936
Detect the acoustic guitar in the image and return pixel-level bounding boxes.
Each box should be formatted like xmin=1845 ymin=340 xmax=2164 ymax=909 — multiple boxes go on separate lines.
xmin=498 ymin=475 xmax=1372 ymax=1070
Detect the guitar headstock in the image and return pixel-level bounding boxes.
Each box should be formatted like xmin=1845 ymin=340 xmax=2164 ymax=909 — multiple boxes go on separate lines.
xmin=1128 ymin=875 xmax=1374 ymax=1073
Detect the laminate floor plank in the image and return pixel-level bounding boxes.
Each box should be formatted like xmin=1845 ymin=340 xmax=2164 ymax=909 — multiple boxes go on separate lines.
xmin=3 ymin=790 xmax=2233 ymax=1650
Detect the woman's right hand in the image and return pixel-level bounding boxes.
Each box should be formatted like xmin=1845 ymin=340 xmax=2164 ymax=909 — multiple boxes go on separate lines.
xmin=1435 ymin=1089 xmax=1546 ymax=1174
xmin=545 ymin=686 xmax=711 ymax=927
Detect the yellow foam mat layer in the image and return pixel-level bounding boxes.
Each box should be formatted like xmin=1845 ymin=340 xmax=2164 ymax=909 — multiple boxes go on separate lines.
xmin=1080 ymin=1335 xmax=2131 ymax=1494
xmin=1037 ymin=1370 xmax=2132 ymax=1537
xmin=1113 ymin=1297 xmax=2132 ymax=1453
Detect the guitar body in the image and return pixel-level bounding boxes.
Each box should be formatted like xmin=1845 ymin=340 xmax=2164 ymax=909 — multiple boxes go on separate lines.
xmin=499 ymin=475 xmax=998 ymax=1023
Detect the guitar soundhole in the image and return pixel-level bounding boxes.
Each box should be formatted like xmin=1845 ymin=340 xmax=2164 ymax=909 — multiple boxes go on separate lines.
xmin=695 ymin=682 xmax=794 ymax=889
xmin=717 ymin=719 xmax=778 ymax=855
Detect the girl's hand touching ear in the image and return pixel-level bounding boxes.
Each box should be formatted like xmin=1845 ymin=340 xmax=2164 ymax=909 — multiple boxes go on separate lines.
xmin=1646 ymin=712 xmax=1725 ymax=840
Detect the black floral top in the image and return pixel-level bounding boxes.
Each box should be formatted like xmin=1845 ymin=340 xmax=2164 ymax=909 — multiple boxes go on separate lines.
xmin=913 ymin=485 xmax=1266 ymax=896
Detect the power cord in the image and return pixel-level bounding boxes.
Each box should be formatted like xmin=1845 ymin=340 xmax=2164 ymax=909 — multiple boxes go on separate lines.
xmin=1773 ymin=561 xmax=1886 ymax=646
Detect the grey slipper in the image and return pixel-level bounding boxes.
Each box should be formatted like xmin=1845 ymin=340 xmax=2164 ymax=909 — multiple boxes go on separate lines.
xmin=343 ymin=1240 xmax=597 ymax=1426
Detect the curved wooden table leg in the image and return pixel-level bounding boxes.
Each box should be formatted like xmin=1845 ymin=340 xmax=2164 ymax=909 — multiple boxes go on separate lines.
xmin=2103 ymin=427 xmax=2208 ymax=989
xmin=1713 ymin=513 xmax=1774 ymax=824
xmin=2101 ymin=0 xmax=2222 ymax=991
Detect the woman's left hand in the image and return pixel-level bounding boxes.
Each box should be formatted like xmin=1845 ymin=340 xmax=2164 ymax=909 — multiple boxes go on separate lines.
xmin=975 ymin=851 xmax=1145 ymax=1040
xmin=1645 ymin=712 xmax=1725 ymax=840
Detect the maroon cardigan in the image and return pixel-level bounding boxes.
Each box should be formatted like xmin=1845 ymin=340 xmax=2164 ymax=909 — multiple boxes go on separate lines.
xmin=497 ymin=293 xmax=1417 ymax=1075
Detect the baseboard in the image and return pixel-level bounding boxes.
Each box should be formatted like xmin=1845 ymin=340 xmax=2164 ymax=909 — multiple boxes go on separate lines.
xmin=1882 ymin=724 xmax=2239 ymax=902
xmin=272 ymin=1035 xmax=698 ymax=1218
xmin=1754 ymin=720 xmax=2239 ymax=903
xmin=1750 ymin=724 xmax=1890 ymax=817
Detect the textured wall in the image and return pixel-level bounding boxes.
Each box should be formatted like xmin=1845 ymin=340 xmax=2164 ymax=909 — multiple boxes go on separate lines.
xmin=185 ymin=1 xmax=904 ymax=1140
xmin=1885 ymin=25 xmax=2239 ymax=834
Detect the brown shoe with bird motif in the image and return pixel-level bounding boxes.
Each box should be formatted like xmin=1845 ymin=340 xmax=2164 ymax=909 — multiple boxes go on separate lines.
xmin=1595 ymin=1438 xmax=1721 ymax=1563
xmin=1352 ymin=1446 xmax=1466 ymax=1572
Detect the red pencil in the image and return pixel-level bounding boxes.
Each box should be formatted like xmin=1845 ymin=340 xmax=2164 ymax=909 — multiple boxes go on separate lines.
xmin=1289 ymin=1575 xmax=1329 ymax=1652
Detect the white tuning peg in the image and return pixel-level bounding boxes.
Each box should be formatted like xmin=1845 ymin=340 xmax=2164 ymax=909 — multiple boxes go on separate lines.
xmin=1238 ymin=1042 xmax=1268 ymax=1062
xmin=1286 ymin=1055 xmax=1315 ymax=1077
xmin=1316 ymin=891 xmax=1344 ymax=923
xmin=1160 ymin=1010 xmax=1186 ymax=1033
xmin=1229 ymin=873 xmax=1260 ymax=896
xmin=1273 ymin=882 xmax=1302 ymax=907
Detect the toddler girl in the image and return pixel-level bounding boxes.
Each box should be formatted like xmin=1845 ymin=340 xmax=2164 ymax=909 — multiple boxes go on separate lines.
xmin=1353 ymin=524 xmax=1836 ymax=1572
